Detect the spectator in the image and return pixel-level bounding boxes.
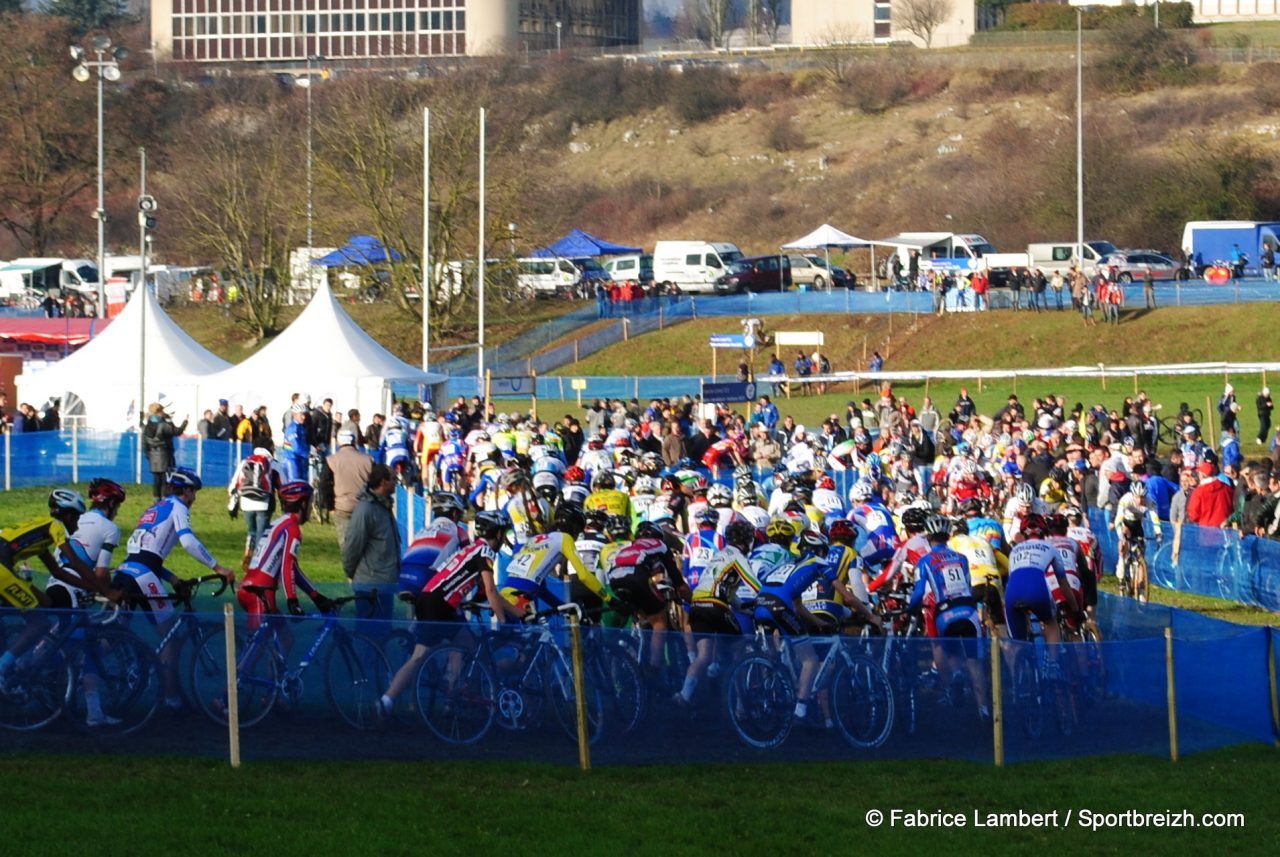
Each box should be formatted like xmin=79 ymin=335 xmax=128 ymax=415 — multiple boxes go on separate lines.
xmin=750 ymin=423 xmax=782 ymax=471
xmin=662 ymin=421 xmax=687 ymax=468
xmin=328 ymin=428 xmax=373 ymax=545
xmin=793 ymin=351 xmax=812 ymax=396
xmin=310 ymin=397 xmax=336 ymax=456
xmin=250 ymin=406 xmax=274 ymax=453
xmin=341 ymin=463 xmax=400 ymax=628
xmin=1262 ymin=243 xmax=1276 ymax=282
xmin=768 ymin=355 xmax=788 ymax=397
xmin=868 ymin=351 xmax=884 ymax=373
xmin=233 ymin=405 xmax=253 ymax=444
xmin=1187 ymin=462 xmax=1234 ymax=527
xmin=228 ymin=447 xmax=280 ymax=568
xmin=365 ymin=413 xmax=385 ymax=448
xmin=1050 ymin=271 xmax=1065 ymax=310
xmin=917 ymin=396 xmax=940 ymax=438
xmin=1218 ymin=384 xmax=1239 ymax=434
xmin=686 ymin=420 xmax=717 ymax=463
xmin=1257 ymin=386 xmax=1273 ymax=446
xmin=1144 ymin=460 xmax=1179 ymax=521
xmin=342 ymin=409 xmax=364 ymax=448
xmin=1169 ymin=468 xmax=1198 ymax=527
xmin=210 ymin=399 xmax=233 ymax=441
xmin=562 ymin=416 xmax=584 ymax=465
xmin=1255 ymin=471 xmax=1280 ymax=538
xmin=143 ymin=403 xmax=188 ymax=501
xmin=196 ymin=409 xmax=214 ymax=439
xmin=1221 ymin=424 xmax=1242 ymax=471
xmin=755 ymin=395 xmax=780 ymax=432
xmin=904 ymin=420 xmax=935 ymax=496
xmin=281 ymin=404 xmax=311 ymax=482
xmin=1142 ymin=270 xmax=1156 ymax=309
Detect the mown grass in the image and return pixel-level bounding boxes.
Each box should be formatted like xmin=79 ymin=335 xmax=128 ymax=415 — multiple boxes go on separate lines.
xmin=2 ymin=748 xmax=1278 ymax=856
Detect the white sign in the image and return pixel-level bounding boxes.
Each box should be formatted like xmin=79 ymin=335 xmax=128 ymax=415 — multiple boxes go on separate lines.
xmin=775 ymin=331 xmax=824 ymax=347
xmin=570 ymin=378 xmax=587 ymax=391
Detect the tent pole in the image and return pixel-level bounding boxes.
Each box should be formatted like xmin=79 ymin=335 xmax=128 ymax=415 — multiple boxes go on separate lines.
xmin=477 ymin=107 xmax=486 ymax=398
xmin=421 ymin=107 xmax=430 ymax=371
xmin=137 ymin=148 xmax=148 ymax=485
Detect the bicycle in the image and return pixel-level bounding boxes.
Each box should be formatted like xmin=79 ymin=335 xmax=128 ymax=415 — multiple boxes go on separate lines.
xmin=190 ymin=588 xmax=389 ymax=730
xmin=1116 ymin=530 xmax=1148 ymax=602
xmin=1008 ymin=607 xmax=1076 ymax=740
xmin=0 ymin=598 xmax=159 ymax=735
xmin=130 ymin=573 xmax=230 ymax=710
xmin=414 ymin=603 xmax=604 ymax=746
xmin=723 ymin=616 xmax=894 ymax=751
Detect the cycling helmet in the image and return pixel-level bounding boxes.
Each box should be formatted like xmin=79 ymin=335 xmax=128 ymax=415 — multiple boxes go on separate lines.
xmin=766 ymin=517 xmax=796 ymax=543
xmin=473 ymin=510 xmax=510 ymax=540
xmin=818 ymin=475 xmax=835 ymax=491
xmin=850 ymin=480 xmax=874 ymax=503
xmin=901 ymin=507 xmax=930 ymax=532
xmin=783 ymin=499 xmax=807 ymax=517
xmin=1050 ymin=466 xmax=1070 ymax=485
xmin=87 ymin=478 xmax=126 ymax=506
xmin=474 ymin=431 xmax=491 ymax=443
xmin=960 ymin=497 xmax=983 ymax=516
xmin=533 ymin=470 xmax=560 ymax=493
xmin=641 ymin=451 xmax=662 ymax=471
xmin=1063 ymin=505 xmax=1083 ymax=521
xmin=725 ymin=520 xmax=755 ymax=552
xmin=1129 ymin=479 xmax=1148 ymax=498
xmin=1015 ymin=482 xmax=1035 ymax=504
xmin=732 ymin=463 xmax=753 ymax=483
xmin=922 ymin=514 xmax=950 ymax=538
xmin=791 ymin=485 xmax=812 ymax=504
xmin=49 ymin=488 xmax=86 ymax=514
xmin=734 ymin=485 xmax=759 ymax=507
xmin=605 ymin=514 xmax=632 ymax=541
xmin=828 ymin=518 xmax=856 ymax=544
xmin=587 ymin=438 xmax=604 ymax=450
xmin=1021 ymin=513 xmax=1048 ymax=539
xmin=430 ymin=492 xmax=466 ymax=518
xmin=278 ymin=481 xmax=314 ymax=505
xmin=584 ymin=507 xmax=609 ymax=530
xmin=591 ymin=471 xmax=616 ymax=492
xmin=1046 ymin=513 xmax=1069 ymax=535
xmin=950 ymin=516 xmax=970 ymax=536
xmin=707 ymin=484 xmax=731 ymax=508
xmin=555 ymin=503 xmax=586 ymax=537
xmin=633 ymin=476 xmax=658 ymax=496
xmin=169 ymin=467 xmax=203 ymax=491
xmin=564 ymin=466 xmax=586 ymax=484
xmin=695 ymin=506 xmax=720 ymax=528
xmin=500 ymin=469 xmax=529 ymax=491
xmin=779 ymin=475 xmax=796 ymax=493
xmin=796 ymin=529 xmax=829 ymax=558
xmin=634 ymin=521 xmax=664 ymax=541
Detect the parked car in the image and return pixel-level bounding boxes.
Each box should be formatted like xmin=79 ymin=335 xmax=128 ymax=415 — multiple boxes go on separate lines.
xmin=714 ymin=254 xmax=792 ymax=294
xmin=786 ymin=254 xmax=832 ymax=289
xmin=603 ymin=254 xmax=653 ymax=284
xmin=1100 ymin=250 xmax=1180 ymax=283
xmin=803 ymin=254 xmax=854 ymax=289
xmin=571 ymin=257 xmax=612 ymax=288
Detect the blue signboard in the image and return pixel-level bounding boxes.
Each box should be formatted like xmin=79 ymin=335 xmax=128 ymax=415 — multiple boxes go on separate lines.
xmin=702 ymin=381 xmax=757 ymax=403
xmin=708 ymin=334 xmax=757 ymax=349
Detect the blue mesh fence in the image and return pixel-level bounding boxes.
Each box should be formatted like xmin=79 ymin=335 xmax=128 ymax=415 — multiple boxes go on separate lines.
xmin=1087 ymin=508 xmax=1280 ymax=611
xmin=1 ymin=593 xmax=1274 ymax=763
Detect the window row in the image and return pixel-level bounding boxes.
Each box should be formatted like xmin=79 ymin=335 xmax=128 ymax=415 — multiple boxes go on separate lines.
xmin=171 ymin=32 xmax=465 ymax=59
xmin=173 ymin=10 xmax=465 ymax=36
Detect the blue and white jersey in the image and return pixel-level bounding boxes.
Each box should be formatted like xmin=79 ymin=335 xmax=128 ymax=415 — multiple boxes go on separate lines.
xmin=122 ymin=496 xmax=218 ymax=573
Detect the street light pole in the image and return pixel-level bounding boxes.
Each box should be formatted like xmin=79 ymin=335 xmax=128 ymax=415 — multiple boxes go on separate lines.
xmin=555 ymin=21 xmax=562 ymax=54
xmin=306 ymin=53 xmax=314 ymax=253
xmin=1075 ymin=10 xmax=1084 ymax=269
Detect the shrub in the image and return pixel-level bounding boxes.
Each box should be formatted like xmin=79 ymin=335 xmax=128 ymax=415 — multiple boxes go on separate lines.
xmin=668 ymin=67 xmax=742 ymax=123
xmin=1096 ymin=18 xmax=1205 ymax=93
xmin=738 ymin=72 xmax=793 ymax=107
xmin=763 ymin=109 xmax=808 ymax=152
xmin=998 ymin=2 xmax=1194 ymax=31
xmin=837 ymin=54 xmax=916 ymax=114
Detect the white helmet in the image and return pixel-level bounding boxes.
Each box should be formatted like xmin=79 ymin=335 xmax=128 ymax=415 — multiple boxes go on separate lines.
xmin=850 ymin=480 xmax=874 ymax=503
xmin=707 ymin=484 xmax=732 ymax=508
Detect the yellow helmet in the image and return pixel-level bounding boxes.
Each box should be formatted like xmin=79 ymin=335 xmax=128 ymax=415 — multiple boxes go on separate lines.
xmin=766 ymin=516 xmax=797 ymax=540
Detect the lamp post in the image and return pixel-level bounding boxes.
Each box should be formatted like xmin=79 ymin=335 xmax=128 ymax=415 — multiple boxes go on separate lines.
xmin=507 ymin=223 xmax=518 ymax=257
xmin=70 ymin=35 xmax=128 ymax=319
xmin=1075 ymin=9 xmax=1085 ymax=272
xmin=555 ymin=20 xmax=562 ymax=54
xmin=297 ymin=55 xmax=325 ymax=257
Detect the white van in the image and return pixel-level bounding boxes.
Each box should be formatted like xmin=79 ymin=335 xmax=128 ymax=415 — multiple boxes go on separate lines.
xmin=603 ymin=253 xmax=653 ymax=284
xmin=1026 ymin=241 xmax=1116 ymax=278
xmin=516 ymin=256 xmax=580 ymax=298
xmin=652 ymin=241 xmax=744 ymax=293
xmin=879 ymin=233 xmax=995 ymax=282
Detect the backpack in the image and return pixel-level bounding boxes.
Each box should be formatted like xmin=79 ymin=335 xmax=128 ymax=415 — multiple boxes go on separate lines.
xmin=237 ymin=455 xmax=272 ymax=502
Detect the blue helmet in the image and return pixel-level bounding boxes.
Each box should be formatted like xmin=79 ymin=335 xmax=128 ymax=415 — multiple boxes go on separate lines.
xmin=169 ymin=467 xmax=203 ymax=491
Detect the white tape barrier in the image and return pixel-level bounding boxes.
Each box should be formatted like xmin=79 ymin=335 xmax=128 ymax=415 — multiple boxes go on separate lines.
xmin=757 ymin=360 xmax=1280 ymax=386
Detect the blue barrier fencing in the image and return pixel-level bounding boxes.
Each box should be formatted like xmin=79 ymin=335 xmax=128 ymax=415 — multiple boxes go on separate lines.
xmin=0 ymin=593 xmax=1273 ymax=765
xmin=1088 ymin=508 xmax=1280 ymax=613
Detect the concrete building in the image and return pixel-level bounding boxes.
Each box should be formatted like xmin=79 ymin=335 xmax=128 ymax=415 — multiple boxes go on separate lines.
xmin=151 ymin=0 xmax=640 ymax=62
xmin=791 ymin=0 xmax=976 ymax=49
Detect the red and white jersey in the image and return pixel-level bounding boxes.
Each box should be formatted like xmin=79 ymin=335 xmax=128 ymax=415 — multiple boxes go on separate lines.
xmin=243 ymin=514 xmax=315 ymax=601
xmin=870 ymin=533 xmax=930 ymax=593
xmin=407 ymin=517 xmax=469 ymax=567
xmin=1045 ymin=536 xmax=1084 ymax=600
xmin=423 ymin=542 xmax=497 ymax=608
xmin=1067 ymin=524 xmax=1100 ymax=581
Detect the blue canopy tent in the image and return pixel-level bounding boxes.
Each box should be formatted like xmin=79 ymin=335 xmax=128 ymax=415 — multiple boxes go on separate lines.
xmin=529 ymin=229 xmax=642 ymax=258
xmin=313 ymin=234 xmax=404 ymax=267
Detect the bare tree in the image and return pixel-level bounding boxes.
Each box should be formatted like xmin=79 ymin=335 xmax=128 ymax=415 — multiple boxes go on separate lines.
xmin=760 ymin=0 xmax=785 ymax=43
xmin=684 ymin=0 xmax=734 ymax=48
xmin=896 ymin=0 xmax=955 ymax=49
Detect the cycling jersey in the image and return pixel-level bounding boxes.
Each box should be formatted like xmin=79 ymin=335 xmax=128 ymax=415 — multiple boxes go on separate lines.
xmin=692 ymin=545 xmax=759 ymax=609
xmin=965 ymin=516 xmax=1008 ymax=554
xmin=869 ymin=533 xmax=930 ymax=593
xmin=713 ymin=507 xmax=747 ymax=538
xmin=812 ymin=488 xmax=844 ymax=516
xmin=503 ymin=531 xmax=606 ymax=609
xmin=738 ymin=505 xmax=770 ymax=531
xmin=630 ymin=493 xmax=659 ymax=527
xmin=72 ymin=509 xmax=121 ymax=570
xmin=1045 ymin=535 xmax=1086 ymax=603
xmin=585 ymin=489 xmax=631 ymax=519
xmin=850 ymin=499 xmax=899 ymax=568
xmin=574 ymin=532 xmax=608 ymax=587
xmin=0 ymin=516 xmax=70 ymax=568
xmin=605 ymin=537 xmax=682 ymax=616
xmin=1003 ymin=539 xmax=1067 ymax=642
xmin=423 ymin=541 xmax=497 ymax=608
xmin=803 ymin=542 xmax=865 ymax=621
xmin=239 ymin=513 xmax=319 ymax=621
xmin=417 ymin=420 xmax=444 ymax=451
xmin=949 ymin=533 xmax=1005 ymax=587
xmin=908 ymin=545 xmax=978 ymax=639
xmin=754 ymin=554 xmax=838 ymax=635
xmin=45 ymin=540 xmax=95 ymax=610
xmin=121 ymin=497 xmax=218 ymax=575
xmin=502 ymin=491 xmax=547 ymax=548
xmin=1115 ymin=493 xmax=1160 ymax=539
xmin=578 ymin=449 xmax=613 ymax=479
xmin=682 ymin=527 xmax=726 ymax=590
xmin=398 ymin=518 xmax=469 ymax=594
xmin=437 ymin=440 xmax=468 ymax=476
xmin=1067 ymin=525 xmax=1100 ymax=580
xmin=381 ymin=421 xmax=412 ymax=467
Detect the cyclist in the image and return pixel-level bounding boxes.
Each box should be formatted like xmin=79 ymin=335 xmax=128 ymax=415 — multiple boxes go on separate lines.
xmin=805 ymin=518 xmax=879 ymax=629
xmin=237 ymin=481 xmax=333 ymax=626
xmin=562 ymin=466 xmax=590 ymax=507
xmin=436 ymin=427 xmax=469 ymax=494
xmin=1045 ymin=513 xmax=1091 ymax=630
xmin=848 ymin=479 xmax=900 ymax=583
xmin=1114 ymin=479 xmax=1161 ymax=603
xmin=574 ymin=508 xmax=610 ymax=588
xmin=752 ymin=529 xmax=841 ymax=723
xmin=949 ymin=516 xmax=1008 ymax=635
xmin=812 ymin=475 xmax=844 ymax=517
xmin=681 ymin=506 xmax=725 ymax=591
xmin=397 ymin=493 xmax=470 ymax=596
xmin=52 ymin=478 xmax=128 ymax=610
xmin=500 ymin=469 xmax=546 ymax=549
xmin=379 ymin=410 xmax=414 ymax=483
xmin=908 ymin=514 xmax=988 ymax=718
xmin=377 ymin=510 xmax=521 ymax=718
xmin=113 ymin=468 xmax=237 ymax=710
xmin=503 ymin=504 xmax=612 ymax=617
xmin=1063 ymin=505 xmax=1101 ymax=617
xmin=415 ymin=412 xmax=445 ymax=489
xmin=629 ymin=475 xmax=660 ymax=528
xmin=0 ymin=489 xmax=110 ymax=688
xmin=960 ymin=497 xmax=1008 ymax=555
xmin=734 ymin=483 xmax=770 ymax=531
xmin=1003 ymin=514 xmax=1080 ymax=649
xmin=706 ymin=483 xmax=746 ymax=535
xmin=585 ymin=471 xmax=631 ymax=520
xmin=603 ymin=521 xmax=688 ymax=672
xmin=868 ymin=506 xmax=931 ymax=595
xmin=1001 ymin=481 xmax=1041 ymax=544
xmin=675 ymin=520 xmax=760 ymax=707
xmin=578 ymin=439 xmax=613 ymax=483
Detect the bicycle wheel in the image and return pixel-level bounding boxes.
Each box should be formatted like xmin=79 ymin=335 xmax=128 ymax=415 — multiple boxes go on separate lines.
xmin=547 ymin=650 xmax=604 ymax=744
xmin=0 ymin=635 xmax=72 ymax=732
xmin=595 ymin=643 xmax=644 ymax=736
xmin=723 ymin=654 xmax=794 ymax=750
xmin=415 ymin=645 xmax=495 ymax=745
xmin=887 ymin=646 xmax=918 ymax=737
xmin=173 ymin=620 xmax=223 ymax=710
xmin=1079 ymin=623 xmax=1107 ymax=707
xmin=324 ymin=632 xmax=389 ymax=731
xmin=190 ymin=627 xmax=279 ymax=728
xmin=1012 ymin=646 xmax=1044 ymax=740
xmin=70 ymin=628 xmax=161 ymax=735
xmin=831 ymin=653 xmax=895 ymax=750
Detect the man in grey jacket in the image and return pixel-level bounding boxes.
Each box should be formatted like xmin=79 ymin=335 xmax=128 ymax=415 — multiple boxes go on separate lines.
xmin=342 ymin=463 xmax=400 ymax=627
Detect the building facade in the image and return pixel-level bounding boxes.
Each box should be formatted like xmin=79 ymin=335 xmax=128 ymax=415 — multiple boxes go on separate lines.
xmin=151 ymin=0 xmax=640 ymax=62
xmin=791 ymin=0 xmax=976 ymax=49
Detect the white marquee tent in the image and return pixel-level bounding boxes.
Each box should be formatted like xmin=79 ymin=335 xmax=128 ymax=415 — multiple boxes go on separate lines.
xmin=16 ymin=284 xmax=231 ymax=430
xmin=201 ymin=282 xmax=448 ymax=420
xmin=781 ymin=223 xmax=875 ymax=288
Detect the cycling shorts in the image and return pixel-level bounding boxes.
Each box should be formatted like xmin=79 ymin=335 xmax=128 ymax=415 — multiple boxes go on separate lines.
xmin=236 ymin=585 xmax=280 ymax=630
xmin=937 ymin=607 xmax=980 ymax=659
xmin=804 ymin=599 xmax=851 ymax=625
xmin=112 ymin=567 xmax=174 ymax=624
xmin=0 ymin=563 xmax=40 ymax=610
xmin=688 ymin=601 xmax=741 ymax=636
xmin=413 ymin=590 xmax=463 ymax=647
xmin=610 ymin=568 xmax=666 ymax=618
xmin=971 ymin=583 xmax=1005 ymax=626
xmin=753 ymin=591 xmax=815 ymax=637
xmin=858 ymin=540 xmax=895 ymax=572
xmin=1003 ymin=568 xmax=1055 ymax=642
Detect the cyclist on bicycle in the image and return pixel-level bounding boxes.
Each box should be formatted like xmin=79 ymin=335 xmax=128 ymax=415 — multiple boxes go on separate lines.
xmin=237 ymin=481 xmax=333 ymax=625
xmin=500 ymin=469 xmax=546 ymax=549
xmin=398 ymin=493 xmax=470 ymax=596
xmin=706 ymin=483 xmax=746 ymax=536
xmin=503 ymin=504 xmax=612 ymax=617
xmin=804 ymin=518 xmax=879 ymax=629
xmin=0 ymin=489 xmax=109 ymax=687
xmin=53 ymin=479 xmax=128 ymax=610
xmin=1003 ymin=514 xmax=1081 ymax=649
xmin=1063 ymin=505 xmax=1101 ymax=616
xmin=848 ymin=479 xmax=900 ymax=583
xmin=752 ymin=529 xmax=843 ymax=722
xmin=949 ymin=516 xmax=1008 ymax=635
xmin=1045 ymin=513 xmax=1091 ymax=630
xmin=415 ymin=412 xmax=445 ymax=489
xmin=868 ymin=506 xmax=932 ymax=595
xmin=377 ymin=510 xmax=521 ymax=719
xmin=575 ymin=509 xmax=610 ymax=585
xmin=603 ymin=521 xmax=688 ymax=672
xmin=675 ymin=520 xmax=760 ymax=707
xmin=578 ymin=439 xmax=613 ymax=484
xmin=584 ymin=471 xmax=631 ymax=520
xmin=960 ymin=497 xmax=1008 ymax=556
xmin=562 ymin=466 xmax=590 ymax=507
xmin=682 ymin=507 xmax=725 ymax=591
xmin=379 ymin=409 xmax=414 ymax=481
xmin=436 ymin=428 xmax=469 ymax=494
xmin=1115 ymin=479 xmax=1161 ymax=603
xmin=909 ymin=515 xmax=989 ymax=719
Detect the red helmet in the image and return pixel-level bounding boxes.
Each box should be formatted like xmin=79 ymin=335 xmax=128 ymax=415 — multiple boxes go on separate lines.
xmin=564 ymin=466 xmax=585 ymax=483
xmin=828 ymin=518 xmax=855 ymax=544
xmin=278 ymin=481 xmax=314 ymax=505
xmin=818 ymin=475 xmax=835 ymax=490
xmin=88 ymin=478 xmax=126 ymax=506
xmin=1021 ymin=513 xmax=1048 ymax=539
